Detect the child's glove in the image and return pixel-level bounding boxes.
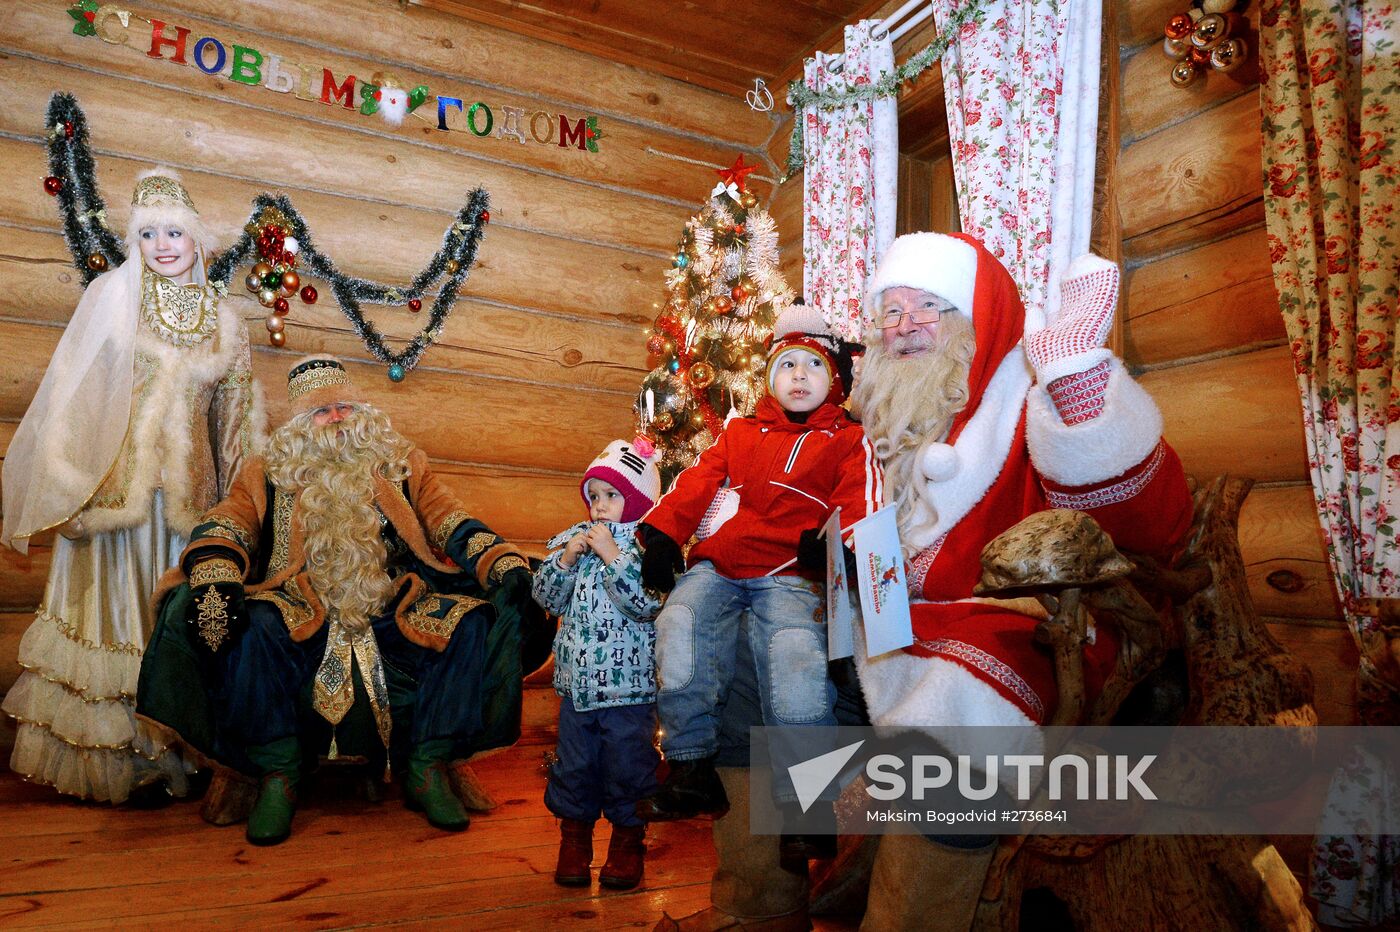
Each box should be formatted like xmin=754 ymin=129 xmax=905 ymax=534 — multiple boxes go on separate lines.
xmin=639 ymin=523 xmax=684 ymax=593
xmin=797 ymin=526 xmax=857 ymax=577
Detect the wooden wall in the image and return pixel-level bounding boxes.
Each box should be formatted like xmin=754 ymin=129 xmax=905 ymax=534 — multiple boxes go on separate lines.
xmin=1113 ymin=0 xmax=1353 ymax=723
xmin=0 ymin=0 xmax=779 ymax=695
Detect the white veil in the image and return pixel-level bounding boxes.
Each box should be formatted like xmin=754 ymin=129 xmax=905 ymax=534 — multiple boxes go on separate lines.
xmin=2 ymin=255 xmax=144 ymax=552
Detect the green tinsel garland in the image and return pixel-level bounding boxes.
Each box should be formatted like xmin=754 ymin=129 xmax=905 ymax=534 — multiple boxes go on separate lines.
xmin=781 ymin=0 xmax=989 ymax=181
xmin=42 ymin=92 xmax=488 ymax=380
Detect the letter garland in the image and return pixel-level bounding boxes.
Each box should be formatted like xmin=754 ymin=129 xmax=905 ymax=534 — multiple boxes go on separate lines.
xmin=41 ymin=93 xmax=487 ymax=382
xmin=780 ymin=0 xmax=989 ymax=181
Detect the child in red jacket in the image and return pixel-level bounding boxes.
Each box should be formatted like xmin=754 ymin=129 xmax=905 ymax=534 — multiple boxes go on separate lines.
xmin=635 ymin=307 xmax=881 ymax=842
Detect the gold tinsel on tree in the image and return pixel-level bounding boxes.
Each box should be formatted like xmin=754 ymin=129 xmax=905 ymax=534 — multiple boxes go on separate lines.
xmin=636 ymin=162 xmax=794 ymax=480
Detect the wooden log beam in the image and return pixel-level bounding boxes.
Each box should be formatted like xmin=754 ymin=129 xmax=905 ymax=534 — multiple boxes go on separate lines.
xmin=1143 ymin=345 xmax=1308 ymax=484
xmin=1240 ymin=484 xmax=1342 ymax=622
xmin=1124 ymin=227 xmax=1286 ymax=368
xmin=0 ymin=225 xmax=649 ymax=394
xmin=0 ymin=54 xmax=689 ymax=257
xmin=0 ymin=1 xmax=770 ymax=211
xmin=133 ymin=0 xmax=773 ymax=146
xmin=1120 ymin=0 xmax=1183 ymax=51
xmin=0 ymin=320 xmax=636 ymax=475
xmin=1120 ymin=94 xmax=1263 ymax=261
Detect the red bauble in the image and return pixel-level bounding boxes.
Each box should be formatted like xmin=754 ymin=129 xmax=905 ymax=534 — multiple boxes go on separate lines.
xmin=408 ymin=298 xmax=422 ymax=312
xmin=1188 ymin=46 xmax=1211 ymax=66
xmin=273 ymin=297 xmax=290 ymax=315
xmin=730 ymin=284 xmax=751 ymax=303
xmin=43 ymin=176 xmax=62 ymax=196
xmin=646 ymin=333 xmax=667 ymax=355
xmin=732 ymin=224 xmax=746 ymax=236
xmin=481 ymin=211 xmax=490 ymax=224
xmin=63 ymin=121 xmax=74 ymax=140
xmin=300 ymin=285 xmax=318 ymax=304
xmin=1164 ymin=12 xmax=1194 ymax=40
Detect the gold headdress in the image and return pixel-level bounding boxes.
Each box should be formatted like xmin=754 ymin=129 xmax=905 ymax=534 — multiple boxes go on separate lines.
xmin=131 ymin=173 xmax=198 ymax=212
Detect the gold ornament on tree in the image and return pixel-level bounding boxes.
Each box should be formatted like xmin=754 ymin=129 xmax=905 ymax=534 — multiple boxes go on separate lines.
xmin=1160 ymin=0 xmax=1248 ymax=87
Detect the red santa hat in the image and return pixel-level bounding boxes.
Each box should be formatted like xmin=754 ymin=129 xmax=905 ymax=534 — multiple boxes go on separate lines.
xmin=764 ymin=304 xmax=847 ymax=406
xmin=865 ymin=232 xmax=1025 ymax=441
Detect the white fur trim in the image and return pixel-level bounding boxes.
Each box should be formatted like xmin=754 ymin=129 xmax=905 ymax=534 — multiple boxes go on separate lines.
xmin=865 ymin=233 xmax=977 ymax=319
xmin=1027 ymin=358 xmax=1165 ymax=487
xmin=903 ymin=350 xmax=1034 ymax=551
xmin=79 ymin=302 xmax=248 ymax=536
xmin=852 ymin=622 xmax=1043 ymax=790
xmin=1034 ymin=347 xmax=1113 ymax=388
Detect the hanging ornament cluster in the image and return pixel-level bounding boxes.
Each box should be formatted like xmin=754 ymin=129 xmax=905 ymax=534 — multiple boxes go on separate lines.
xmin=1161 ymin=1 xmax=1249 ymax=88
xmin=634 ymin=156 xmax=795 ymax=480
xmin=41 ymin=92 xmax=489 ymax=382
xmin=241 ymin=207 xmax=311 ymax=348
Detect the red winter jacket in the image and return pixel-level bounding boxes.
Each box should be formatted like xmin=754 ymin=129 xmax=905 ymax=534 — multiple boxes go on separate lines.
xmin=643 ymin=396 xmax=883 ymax=579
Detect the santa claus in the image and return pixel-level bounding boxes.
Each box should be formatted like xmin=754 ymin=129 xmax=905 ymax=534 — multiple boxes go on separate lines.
xmin=656 ymin=234 xmax=1194 ymax=932
xmin=847 ymin=232 xmax=1193 ymax=929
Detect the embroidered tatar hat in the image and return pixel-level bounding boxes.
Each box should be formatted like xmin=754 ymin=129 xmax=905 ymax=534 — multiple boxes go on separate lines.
xmin=764 ymin=304 xmax=847 ymax=405
xmin=581 ymin=440 xmax=661 ymax=522
xmin=126 ymin=167 xmax=210 ymax=252
xmin=287 ymin=355 xmax=366 ymax=416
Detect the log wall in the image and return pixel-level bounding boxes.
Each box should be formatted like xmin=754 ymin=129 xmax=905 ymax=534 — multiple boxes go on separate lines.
xmin=1113 ymin=0 xmax=1351 ymax=720
xmin=0 ymin=0 xmax=779 ymax=692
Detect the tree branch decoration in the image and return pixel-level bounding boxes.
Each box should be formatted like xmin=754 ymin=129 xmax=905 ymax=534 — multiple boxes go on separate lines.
xmin=780 ymin=0 xmax=989 ymax=181
xmin=41 ymin=92 xmax=489 ymax=382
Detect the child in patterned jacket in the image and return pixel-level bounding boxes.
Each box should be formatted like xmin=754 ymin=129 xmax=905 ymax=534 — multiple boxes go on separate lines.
xmin=532 ymin=439 xmax=663 ymax=891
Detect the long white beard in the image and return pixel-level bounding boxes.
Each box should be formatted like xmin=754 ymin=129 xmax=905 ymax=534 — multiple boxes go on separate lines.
xmin=850 ymin=317 xmax=975 ymax=551
xmin=265 ymin=406 xmax=412 ymax=633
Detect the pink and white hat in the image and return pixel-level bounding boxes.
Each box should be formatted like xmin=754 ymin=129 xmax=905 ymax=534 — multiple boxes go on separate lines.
xmin=581 ymin=439 xmax=661 ymax=522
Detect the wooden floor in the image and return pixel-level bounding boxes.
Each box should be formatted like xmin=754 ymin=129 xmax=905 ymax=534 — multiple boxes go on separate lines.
xmin=0 ymin=749 xmax=723 ymax=929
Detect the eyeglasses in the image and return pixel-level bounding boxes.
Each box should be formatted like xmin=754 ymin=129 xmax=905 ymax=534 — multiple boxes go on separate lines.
xmin=877 ymin=306 xmax=948 ymax=329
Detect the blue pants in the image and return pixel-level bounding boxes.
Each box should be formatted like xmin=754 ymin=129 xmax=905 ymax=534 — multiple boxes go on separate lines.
xmin=217 ymin=600 xmax=488 ymax=765
xmin=545 ymin=697 xmax=659 ymax=827
xmin=654 ymin=562 xmax=836 ymax=800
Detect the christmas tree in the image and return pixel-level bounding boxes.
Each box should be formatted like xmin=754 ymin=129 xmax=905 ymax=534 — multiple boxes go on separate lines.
xmin=636 ymin=156 xmax=795 ymax=479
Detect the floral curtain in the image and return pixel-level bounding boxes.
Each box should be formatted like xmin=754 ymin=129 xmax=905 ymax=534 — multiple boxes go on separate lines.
xmin=1259 ymin=0 xmax=1400 ymax=922
xmin=801 ymin=21 xmax=897 ymax=341
xmin=931 ymin=0 xmax=1102 ymax=329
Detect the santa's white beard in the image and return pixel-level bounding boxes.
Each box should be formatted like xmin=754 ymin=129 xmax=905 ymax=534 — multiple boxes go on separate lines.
xmin=850 ymin=316 xmax=975 ymax=551
xmin=265 ymin=406 xmax=413 ymax=633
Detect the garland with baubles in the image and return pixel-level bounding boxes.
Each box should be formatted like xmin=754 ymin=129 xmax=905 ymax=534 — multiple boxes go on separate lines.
xmin=1159 ymin=1 xmax=1249 ymax=88
xmin=40 ymin=92 xmax=488 ymax=382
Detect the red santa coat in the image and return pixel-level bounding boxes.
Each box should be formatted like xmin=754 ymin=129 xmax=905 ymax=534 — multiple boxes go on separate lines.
xmin=854 ymin=234 xmax=1193 ymax=760
xmin=644 ymin=395 xmax=882 ymax=579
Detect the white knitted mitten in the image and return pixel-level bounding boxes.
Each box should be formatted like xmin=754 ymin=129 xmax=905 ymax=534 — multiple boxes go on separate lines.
xmin=1024 ymin=254 xmax=1120 ymax=425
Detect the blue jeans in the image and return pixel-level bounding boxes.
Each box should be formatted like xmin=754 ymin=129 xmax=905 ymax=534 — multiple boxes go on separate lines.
xmin=655 ymin=562 xmax=835 ymax=799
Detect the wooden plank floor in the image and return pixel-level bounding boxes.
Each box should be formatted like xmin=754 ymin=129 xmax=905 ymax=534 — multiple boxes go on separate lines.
xmin=0 ymin=701 xmax=858 ymax=929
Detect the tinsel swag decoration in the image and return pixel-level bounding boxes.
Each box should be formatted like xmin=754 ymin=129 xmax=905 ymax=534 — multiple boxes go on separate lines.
xmin=41 ymin=92 xmax=488 ymax=382
xmin=636 ymin=159 xmax=795 ymax=479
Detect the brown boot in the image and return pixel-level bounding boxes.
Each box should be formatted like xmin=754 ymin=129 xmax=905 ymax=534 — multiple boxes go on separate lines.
xmin=859 ymin=834 xmax=996 ymax=932
xmin=653 ymin=767 xmax=811 ymax=931
xmin=600 ymin=823 xmax=647 ymax=890
xmin=555 ymin=818 xmax=595 ymax=887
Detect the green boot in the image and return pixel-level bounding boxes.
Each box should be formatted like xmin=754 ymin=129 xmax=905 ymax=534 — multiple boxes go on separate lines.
xmin=245 ymin=738 xmax=301 ymax=846
xmin=406 ymin=740 xmax=469 ymax=831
